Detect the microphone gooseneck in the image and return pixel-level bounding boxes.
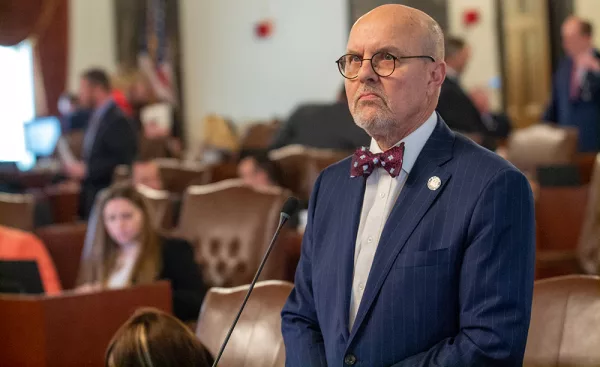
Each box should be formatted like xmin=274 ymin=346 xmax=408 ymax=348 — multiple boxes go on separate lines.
xmin=211 ymin=196 xmax=300 ymax=367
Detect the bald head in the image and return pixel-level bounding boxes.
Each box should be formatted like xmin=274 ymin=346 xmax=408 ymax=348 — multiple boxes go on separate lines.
xmin=353 ymin=5 xmax=445 ymax=62
xmin=343 ymin=4 xmax=446 ymax=150
xmin=562 ymin=16 xmax=593 ymax=57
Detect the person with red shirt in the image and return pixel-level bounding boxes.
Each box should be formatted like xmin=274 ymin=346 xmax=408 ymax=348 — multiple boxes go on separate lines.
xmin=0 ymin=225 xmax=62 ymax=294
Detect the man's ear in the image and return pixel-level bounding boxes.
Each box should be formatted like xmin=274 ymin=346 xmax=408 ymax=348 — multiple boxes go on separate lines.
xmin=430 ymin=61 xmax=446 ymax=88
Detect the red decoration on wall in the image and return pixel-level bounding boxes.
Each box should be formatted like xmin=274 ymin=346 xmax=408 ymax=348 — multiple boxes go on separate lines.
xmin=463 ymin=9 xmax=480 ymax=27
xmin=255 ymin=19 xmax=273 ymax=39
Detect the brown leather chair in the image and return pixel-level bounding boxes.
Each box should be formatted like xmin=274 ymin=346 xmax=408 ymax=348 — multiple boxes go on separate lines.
xmin=0 ymin=192 xmax=35 ymax=231
xmin=175 ymin=179 xmax=289 ymax=287
xmin=112 ymin=164 xmax=131 ymax=185
xmin=240 ymin=120 xmax=280 ymax=150
xmin=270 ymin=145 xmax=349 ymax=202
xmin=579 ymin=154 xmax=600 ymax=275
xmin=208 ymin=161 xmax=239 ymax=183
xmin=507 ymin=124 xmax=578 ymax=177
xmin=138 ymin=136 xmax=170 ymax=160
xmin=35 ymin=222 xmax=87 ymax=290
xmin=196 ymin=280 xmax=292 ymax=367
xmin=44 ymin=183 xmax=80 ymax=224
xmin=525 ymin=275 xmax=600 ymax=367
xmin=535 ymin=184 xmax=588 ymax=279
xmin=157 ymin=158 xmax=210 ymax=194
xmin=137 ymin=184 xmax=174 ymax=230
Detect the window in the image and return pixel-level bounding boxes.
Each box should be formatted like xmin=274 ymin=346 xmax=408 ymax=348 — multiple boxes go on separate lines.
xmin=0 ymin=41 xmax=35 ymax=162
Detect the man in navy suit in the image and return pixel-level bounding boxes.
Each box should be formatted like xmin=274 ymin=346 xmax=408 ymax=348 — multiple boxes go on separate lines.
xmin=64 ymin=69 xmax=138 ymax=218
xmin=543 ymin=16 xmax=600 ymax=152
xmin=281 ymin=4 xmax=535 ymax=366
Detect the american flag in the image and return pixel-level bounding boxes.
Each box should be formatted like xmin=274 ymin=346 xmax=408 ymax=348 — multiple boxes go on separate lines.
xmin=138 ymin=0 xmax=177 ymax=106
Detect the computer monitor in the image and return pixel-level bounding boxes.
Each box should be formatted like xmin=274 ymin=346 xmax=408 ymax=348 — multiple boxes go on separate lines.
xmin=24 ymin=116 xmax=61 ymax=158
xmin=0 ymin=260 xmax=44 ymax=294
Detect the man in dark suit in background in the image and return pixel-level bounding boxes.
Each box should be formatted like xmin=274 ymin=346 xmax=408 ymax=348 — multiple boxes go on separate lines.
xmin=63 ymin=69 xmax=138 ymax=218
xmin=269 ymin=87 xmax=370 ymax=151
xmin=436 ymin=37 xmax=497 ymax=149
xmin=282 ymin=5 xmax=535 ymax=366
xmin=543 ymin=16 xmax=600 ymax=152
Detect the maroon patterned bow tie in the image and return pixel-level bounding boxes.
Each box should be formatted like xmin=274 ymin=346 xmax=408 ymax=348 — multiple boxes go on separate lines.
xmin=350 ymin=143 xmax=405 ymax=178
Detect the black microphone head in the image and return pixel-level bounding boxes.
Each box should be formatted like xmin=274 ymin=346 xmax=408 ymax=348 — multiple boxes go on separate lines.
xmin=281 ymin=196 xmax=300 ymax=218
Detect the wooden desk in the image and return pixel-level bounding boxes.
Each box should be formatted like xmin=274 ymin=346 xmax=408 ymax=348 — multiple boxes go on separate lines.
xmin=0 ymin=281 xmax=172 ymax=367
xmin=535 ymin=185 xmax=589 ymax=278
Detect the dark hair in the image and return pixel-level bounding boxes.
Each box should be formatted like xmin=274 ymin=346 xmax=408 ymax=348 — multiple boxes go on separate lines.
xmin=238 ymin=150 xmax=282 ymax=186
xmin=581 ymin=20 xmax=593 ymax=37
xmin=444 ymin=36 xmax=467 ymax=61
xmin=82 ymin=68 xmax=111 ymax=91
xmin=60 ymin=92 xmax=78 ymax=104
xmin=105 ymin=308 xmax=211 ymax=367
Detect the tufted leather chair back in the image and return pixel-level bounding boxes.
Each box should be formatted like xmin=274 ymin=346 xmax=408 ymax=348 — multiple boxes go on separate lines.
xmin=269 ymin=145 xmax=348 ymax=202
xmin=175 ymin=180 xmax=288 ymax=287
xmin=156 ymin=158 xmax=210 ymax=194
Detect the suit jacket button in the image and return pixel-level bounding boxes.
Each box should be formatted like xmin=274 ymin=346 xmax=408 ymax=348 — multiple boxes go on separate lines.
xmin=344 ymin=354 xmax=357 ymax=365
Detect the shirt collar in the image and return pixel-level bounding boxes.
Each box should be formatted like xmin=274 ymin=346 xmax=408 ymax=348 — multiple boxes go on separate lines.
xmin=368 ymin=111 xmax=437 ymax=174
xmin=92 ymin=98 xmax=114 ymax=120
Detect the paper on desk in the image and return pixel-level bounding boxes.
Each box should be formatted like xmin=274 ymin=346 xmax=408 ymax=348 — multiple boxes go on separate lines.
xmin=140 ymin=103 xmax=173 ymax=130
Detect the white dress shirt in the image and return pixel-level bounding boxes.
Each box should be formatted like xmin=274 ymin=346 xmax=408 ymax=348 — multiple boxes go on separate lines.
xmin=107 ymin=248 xmax=140 ymax=289
xmin=349 ymin=111 xmax=437 ymax=330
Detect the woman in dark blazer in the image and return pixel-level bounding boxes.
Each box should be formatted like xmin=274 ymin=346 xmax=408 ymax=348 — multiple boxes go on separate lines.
xmin=77 ymin=183 xmax=206 ymax=321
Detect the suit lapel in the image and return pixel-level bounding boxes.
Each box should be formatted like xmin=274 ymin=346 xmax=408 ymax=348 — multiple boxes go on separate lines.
xmin=336 ymin=166 xmax=366 ymax=342
xmin=347 ymin=118 xmax=455 ymax=343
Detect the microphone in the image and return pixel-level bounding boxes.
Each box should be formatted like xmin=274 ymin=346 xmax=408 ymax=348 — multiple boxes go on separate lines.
xmin=211 ymin=196 xmax=300 ymax=367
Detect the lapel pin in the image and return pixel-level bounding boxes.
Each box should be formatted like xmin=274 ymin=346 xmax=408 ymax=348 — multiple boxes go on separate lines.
xmin=427 ymin=176 xmax=441 ymax=191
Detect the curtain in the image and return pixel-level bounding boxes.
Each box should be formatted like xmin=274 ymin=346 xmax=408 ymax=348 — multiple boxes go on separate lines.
xmin=0 ymin=0 xmax=68 ymax=116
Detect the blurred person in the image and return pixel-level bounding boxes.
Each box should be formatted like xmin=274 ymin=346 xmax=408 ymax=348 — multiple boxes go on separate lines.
xmin=77 ymin=183 xmax=206 ymax=321
xmin=57 ymin=92 xmax=91 ymax=132
xmin=237 ymin=150 xmax=282 ymax=188
xmin=128 ymin=75 xmax=184 ymax=157
xmin=199 ymin=114 xmax=240 ymax=163
xmin=105 ymin=308 xmax=211 ymax=367
xmin=65 ymin=69 xmax=138 ymax=219
xmin=132 ymin=159 xmax=163 ymax=191
xmin=0 ymin=225 xmax=61 ymax=294
xmin=436 ymin=36 xmax=497 ymax=149
xmin=237 ymin=151 xmax=301 ymax=229
xmin=470 ymin=87 xmax=513 ymax=139
xmin=282 ymin=5 xmax=534 ymax=366
xmin=270 ymin=86 xmax=370 ymax=151
xmin=543 ymin=16 xmax=600 ymax=152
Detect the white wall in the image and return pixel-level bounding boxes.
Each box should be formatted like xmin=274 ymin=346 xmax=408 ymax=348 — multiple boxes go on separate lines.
xmin=67 ymin=0 xmax=117 ymax=92
xmin=66 ymin=0 xmax=509 ymax=141
xmin=447 ymin=0 xmax=502 ymax=110
xmin=179 ymin=0 xmax=348 ymax=143
xmin=575 ymin=0 xmax=600 ymax=46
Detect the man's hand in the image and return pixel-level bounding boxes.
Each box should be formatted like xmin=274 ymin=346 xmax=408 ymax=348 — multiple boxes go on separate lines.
xmin=64 ymin=161 xmax=87 ymax=180
xmin=577 ymin=52 xmax=600 ymax=72
xmin=469 ymin=87 xmax=491 ymax=114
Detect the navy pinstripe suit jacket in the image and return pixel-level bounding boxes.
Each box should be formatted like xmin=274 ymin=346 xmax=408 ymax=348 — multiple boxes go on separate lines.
xmin=281 ymin=117 xmax=535 ymax=366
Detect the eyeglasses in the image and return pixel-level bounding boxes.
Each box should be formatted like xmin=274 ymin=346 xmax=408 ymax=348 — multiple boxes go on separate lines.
xmin=336 ymin=52 xmax=435 ymax=79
